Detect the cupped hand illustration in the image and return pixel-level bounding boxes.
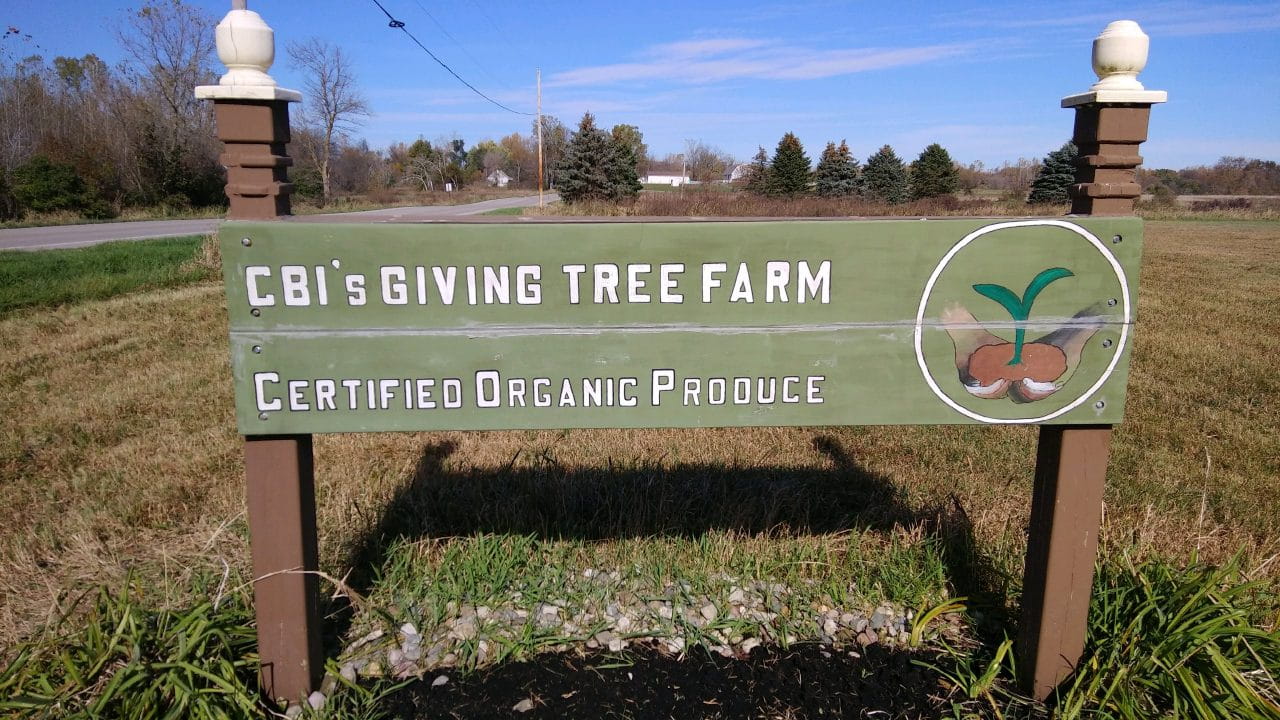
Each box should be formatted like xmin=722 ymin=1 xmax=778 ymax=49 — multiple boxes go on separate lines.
xmin=942 ymin=268 xmax=1103 ymax=403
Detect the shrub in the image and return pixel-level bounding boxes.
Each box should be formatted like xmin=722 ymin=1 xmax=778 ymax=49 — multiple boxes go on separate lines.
xmin=1191 ymin=197 xmax=1252 ymax=211
xmin=0 ymin=170 xmax=18 ymax=220
xmin=10 ymin=155 xmax=89 ymax=214
xmin=1149 ymin=184 xmax=1178 ymax=207
xmin=292 ymin=164 xmax=325 ymax=200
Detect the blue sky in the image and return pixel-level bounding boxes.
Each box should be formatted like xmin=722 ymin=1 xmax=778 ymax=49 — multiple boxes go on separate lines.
xmin=5 ymin=0 xmax=1279 ymax=168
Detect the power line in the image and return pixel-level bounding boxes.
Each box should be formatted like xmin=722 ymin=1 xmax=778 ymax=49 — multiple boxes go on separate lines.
xmin=407 ymin=0 xmax=507 ymax=91
xmin=368 ymin=0 xmax=533 ymax=116
xmin=465 ymin=0 xmax=506 ymax=37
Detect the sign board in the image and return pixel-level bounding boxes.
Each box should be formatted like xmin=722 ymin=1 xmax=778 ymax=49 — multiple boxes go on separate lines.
xmin=220 ymin=217 xmax=1141 ymax=434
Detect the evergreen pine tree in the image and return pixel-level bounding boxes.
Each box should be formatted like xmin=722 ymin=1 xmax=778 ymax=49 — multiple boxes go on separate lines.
xmin=608 ymin=134 xmax=643 ymax=199
xmin=1027 ymin=142 xmax=1079 ymax=204
xmin=767 ymin=132 xmax=811 ymax=195
xmin=744 ymin=146 xmax=770 ymax=193
xmin=555 ymin=113 xmax=640 ymax=203
xmin=862 ymin=145 xmax=908 ymax=203
xmin=838 ymin=141 xmax=863 ymax=196
xmin=909 ymin=143 xmax=959 ymax=199
xmin=815 ymin=140 xmax=860 ymax=197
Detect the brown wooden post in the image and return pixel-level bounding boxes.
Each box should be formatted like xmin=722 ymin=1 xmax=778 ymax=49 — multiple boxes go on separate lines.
xmin=1018 ymin=426 xmax=1112 ymax=698
xmin=244 ymin=435 xmax=322 ymax=703
xmin=1018 ymin=20 xmax=1164 ymax=700
xmin=196 ymin=2 xmax=318 ymax=705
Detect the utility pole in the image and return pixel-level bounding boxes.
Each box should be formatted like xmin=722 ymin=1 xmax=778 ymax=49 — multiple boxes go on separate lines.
xmin=536 ymin=68 xmax=544 ymax=208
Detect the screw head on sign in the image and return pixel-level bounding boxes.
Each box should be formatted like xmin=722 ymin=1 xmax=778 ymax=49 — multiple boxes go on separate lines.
xmin=1102 ymin=338 xmax=1113 ymax=348
xmin=252 ymin=345 xmax=262 ymax=354
xmin=1107 ymin=298 xmax=1118 ymax=307
xmin=258 ymin=412 xmax=269 ymax=421
xmin=1112 ymin=234 xmax=1122 ymax=244
xmin=241 ymin=237 xmax=251 ymax=246
xmin=1094 ymin=400 xmax=1106 ymax=409
xmin=250 ymin=308 xmax=261 ymax=316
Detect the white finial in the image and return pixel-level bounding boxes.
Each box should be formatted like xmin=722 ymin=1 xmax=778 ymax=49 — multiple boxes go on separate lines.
xmin=1090 ymin=20 xmax=1148 ymax=91
xmin=216 ymin=4 xmax=276 ymax=87
xmin=1062 ymin=20 xmax=1166 ymax=107
xmin=195 ymin=2 xmax=300 ymax=101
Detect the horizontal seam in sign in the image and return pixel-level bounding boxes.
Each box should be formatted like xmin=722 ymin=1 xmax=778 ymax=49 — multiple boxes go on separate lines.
xmin=229 ymin=319 xmax=1131 ymax=337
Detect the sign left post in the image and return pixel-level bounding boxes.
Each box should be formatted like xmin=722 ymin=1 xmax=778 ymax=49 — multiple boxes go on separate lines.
xmin=195 ymin=2 xmax=320 ymax=704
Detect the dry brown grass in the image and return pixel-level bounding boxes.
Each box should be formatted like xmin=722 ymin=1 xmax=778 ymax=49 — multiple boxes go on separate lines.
xmin=1 ymin=220 xmax=1277 ymax=650
xmin=531 ymin=189 xmax=1064 ymax=218
xmin=525 ymin=189 xmax=1280 ymax=222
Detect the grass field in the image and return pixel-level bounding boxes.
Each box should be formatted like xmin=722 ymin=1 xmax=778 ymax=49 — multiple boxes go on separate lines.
xmin=0 ymin=235 xmax=217 ymax=317
xmin=1 ymin=219 xmax=1277 ymax=717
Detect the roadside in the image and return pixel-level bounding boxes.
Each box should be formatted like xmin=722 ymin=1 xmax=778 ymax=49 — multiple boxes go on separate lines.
xmin=0 ymin=193 xmax=556 ymax=251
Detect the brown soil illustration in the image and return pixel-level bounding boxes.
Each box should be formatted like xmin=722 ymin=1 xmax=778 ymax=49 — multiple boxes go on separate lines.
xmin=942 ymin=305 xmax=1103 ymax=403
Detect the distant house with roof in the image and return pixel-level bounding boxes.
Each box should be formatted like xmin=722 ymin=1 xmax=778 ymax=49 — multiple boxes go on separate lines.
xmin=642 ymin=160 xmax=689 ymax=186
xmin=486 ymin=169 xmax=511 ymax=188
xmin=724 ymin=163 xmax=751 ymax=183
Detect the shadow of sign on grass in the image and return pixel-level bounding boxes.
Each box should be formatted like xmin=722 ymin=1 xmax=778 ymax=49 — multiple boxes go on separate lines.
xmin=339 ymin=433 xmax=1009 ymax=613
xmin=384 ymin=641 xmax=953 ymax=719
xmin=322 ymin=434 xmax=1016 ymax=716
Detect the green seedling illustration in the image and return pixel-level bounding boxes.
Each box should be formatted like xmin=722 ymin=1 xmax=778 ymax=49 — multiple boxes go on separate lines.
xmin=971 ymin=267 xmax=1074 ymax=366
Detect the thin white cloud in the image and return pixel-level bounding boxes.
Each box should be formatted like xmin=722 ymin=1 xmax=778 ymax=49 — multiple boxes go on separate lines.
xmin=648 ymin=38 xmax=772 ymax=59
xmin=547 ymin=37 xmax=973 ymax=88
xmin=935 ymin=1 xmax=1280 ymax=37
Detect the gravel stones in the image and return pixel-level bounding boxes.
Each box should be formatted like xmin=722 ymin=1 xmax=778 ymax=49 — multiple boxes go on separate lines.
xmin=870 ymin=607 xmax=892 ymax=630
xmin=336 ymin=570 xmax=954 ymax=685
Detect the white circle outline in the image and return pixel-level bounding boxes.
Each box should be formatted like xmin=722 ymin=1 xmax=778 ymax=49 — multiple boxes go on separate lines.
xmin=913 ymin=219 xmax=1130 ymax=424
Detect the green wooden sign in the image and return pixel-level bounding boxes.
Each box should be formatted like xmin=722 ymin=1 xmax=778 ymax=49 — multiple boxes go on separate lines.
xmin=220 ymin=217 xmax=1142 ymax=433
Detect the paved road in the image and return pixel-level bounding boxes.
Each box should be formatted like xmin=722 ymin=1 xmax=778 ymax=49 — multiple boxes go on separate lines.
xmin=0 ymin=193 xmax=557 ymax=251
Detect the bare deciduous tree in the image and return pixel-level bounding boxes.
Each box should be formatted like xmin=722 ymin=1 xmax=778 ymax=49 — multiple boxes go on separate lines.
xmin=684 ymin=140 xmax=734 ymax=183
xmin=117 ymin=0 xmax=216 ymax=131
xmin=287 ymin=38 xmax=369 ymax=204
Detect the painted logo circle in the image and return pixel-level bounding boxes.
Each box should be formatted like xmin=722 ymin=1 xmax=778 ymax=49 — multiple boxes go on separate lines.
xmin=913 ymin=220 xmax=1130 ymax=424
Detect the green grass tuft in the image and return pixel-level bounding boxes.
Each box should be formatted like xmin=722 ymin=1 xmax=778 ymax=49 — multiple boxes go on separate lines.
xmin=0 ymin=580 xmax=262 ymax=719
xmin=0 ymin=235 xmax=216 ymax=317
xmin=1058 ymin=554 xmax=1280 ymax=719
xmin=920 ymin=554 xmax=1280 ymax=718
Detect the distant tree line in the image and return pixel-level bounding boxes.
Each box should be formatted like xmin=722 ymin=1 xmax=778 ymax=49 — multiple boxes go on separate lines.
xmin=0 ymin=0 xmax=223 ymax=220
xmin=737 ymin=133 xmax=960 ymax=203
xmin=1139 ymin=158 xmax=1280 ymax=197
